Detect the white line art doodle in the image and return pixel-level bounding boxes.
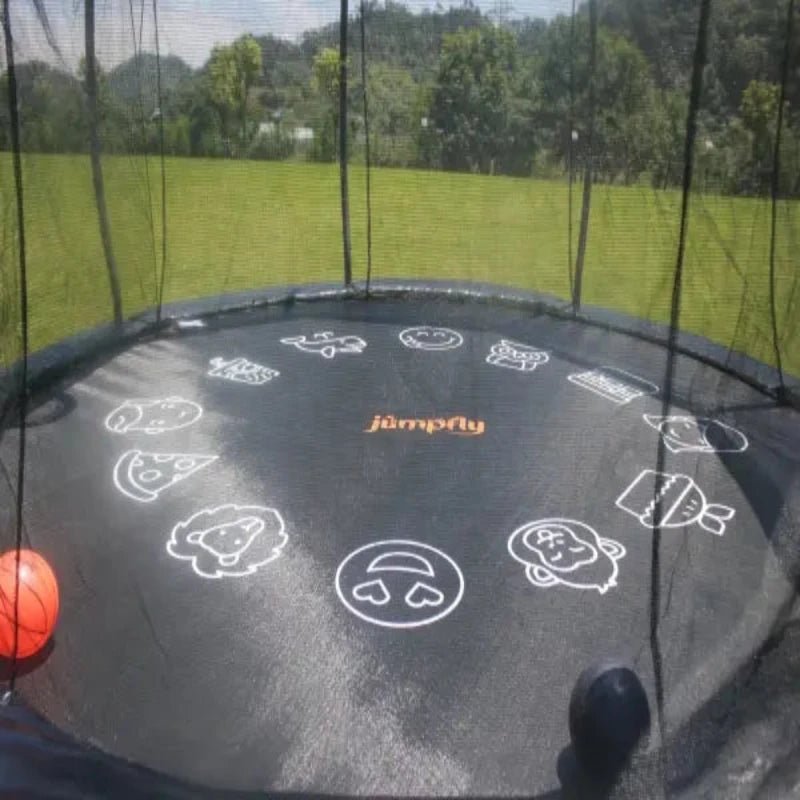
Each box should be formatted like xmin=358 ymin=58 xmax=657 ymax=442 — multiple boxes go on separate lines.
xmin=643 ymin=415 xmax=748 ymax=454
xmin=399 ymin=326 xmax=463 ymax=351
xmin=105 ymin=397 xmax=202 ymax=435
xmin=616 ymin=470 xmax=735 ymax=536
xmin=280 ymin=331 xmax=366 ymax=359
xmin=486 ymin=339 xmax=549 ymax=372
xmin=567 ymin=367 xmax=658 ymax=405
xmin=352 ymin=579 xmax=391 ymax=606
xmin=207 ymin=356 xmax=280 ymax=385
xmin=405 ymin=581 xmax=445 ymax=608
xmin=113 ymin=450 xmax=217 ymax=503
xmin=167 ymin=504 xmax=287 ymax=579
xmin=335 ymin=540 xmax=464 ymax=629
xmin=507 ymin=519 xmax=626 ymax=594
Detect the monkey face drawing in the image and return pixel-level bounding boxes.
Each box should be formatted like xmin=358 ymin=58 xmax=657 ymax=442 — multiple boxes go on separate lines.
xmin=508 ymin=519 xmax=626 ymax=594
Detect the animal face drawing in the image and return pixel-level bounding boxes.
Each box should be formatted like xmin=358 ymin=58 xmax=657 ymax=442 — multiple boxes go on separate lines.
xmin=167 ymin=505 xmax=287 ymax=579
xmin=508 ymin=519 xmax=625 ymax=594
xmin=520 ymin=522 xmax=597 ymax=572
xmin=106 ymin=397 xmax=202 ymax=435
xmin=280 ymin=332 xmax=367 ymax=359
xmin=486 ymin=340 xmax=549 ymax=372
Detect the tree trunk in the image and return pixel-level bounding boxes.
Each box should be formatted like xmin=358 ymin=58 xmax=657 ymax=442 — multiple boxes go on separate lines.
xmin=85 ymin=0 xmax=123 ymax=325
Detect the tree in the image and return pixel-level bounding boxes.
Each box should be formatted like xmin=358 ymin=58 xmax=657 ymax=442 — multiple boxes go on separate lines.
xmin=428 ymin=26 xmax=535 ymax=175
xmin=311 ymin=47 xmax=345 ymax=161
xmin=647 ymin=89 xmax=688 ymax=188
xmin=208 ymin=34 xmax=262 ymax=153
xmin=536 ymin=16 xmax=656 ymax=182
xmin=362 ymin=63 xmax=419 ymax=165
xmin=0 ymin=61 xmax=88 ymax=153
xmin=739 ymin=80 xmax=781 ymax=192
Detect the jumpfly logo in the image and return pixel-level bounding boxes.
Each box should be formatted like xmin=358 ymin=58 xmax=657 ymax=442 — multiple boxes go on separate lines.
xmin=364 ymin=414 xmax=485 ymax=436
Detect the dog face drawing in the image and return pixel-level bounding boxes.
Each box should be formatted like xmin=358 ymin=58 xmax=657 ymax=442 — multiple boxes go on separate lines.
xmin=106 ymin=397 xmax=202 ymax=435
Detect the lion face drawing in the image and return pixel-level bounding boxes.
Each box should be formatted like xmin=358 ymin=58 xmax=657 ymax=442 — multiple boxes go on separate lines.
xmin=167 ymin=504 xmax=287 ymax=579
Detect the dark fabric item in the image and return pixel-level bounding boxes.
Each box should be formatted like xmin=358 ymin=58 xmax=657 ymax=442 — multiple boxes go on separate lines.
xmin=0 ymin=299 xmax=798 ymax=797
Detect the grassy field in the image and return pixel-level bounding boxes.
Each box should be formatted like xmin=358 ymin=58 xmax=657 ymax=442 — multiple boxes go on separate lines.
xmin=1 ymin=153 xmax=797 ymax=375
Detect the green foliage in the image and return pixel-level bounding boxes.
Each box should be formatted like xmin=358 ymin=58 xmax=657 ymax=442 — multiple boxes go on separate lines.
xmin=740 ymin=80 xmax=780 ymax=137
xmin=312 ymin=47 xmax=343 ymax=108
xmin=646 ymin=90 xmax=688 ymax=188
xmin=428 ymin=26 xmax=535 ymax=175
xmin=536 ymin=16 xmax=656 ymax=181
xmin=0 ymin=62 xmax=88 ymax=153
xmin=302 ymin=0 xmax=485 ymax=80
xmin=363 ymin=63 xmax=419 ymax=166
xmin=311 ymin=48 xmax=348 ymax=162
xmin=208 ymin=34 xmax=263 ymax=152
xmin=248 ymin=128 xmax=296 ymax=160
xmin=1 ymin=0 xmax=797 ymax=193
xmin=107 ymin=54 xmax=193 ymax=110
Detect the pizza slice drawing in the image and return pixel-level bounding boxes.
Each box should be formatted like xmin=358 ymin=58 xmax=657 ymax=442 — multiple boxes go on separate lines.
xmin=113 ymin=450 xmax=218 ymax=503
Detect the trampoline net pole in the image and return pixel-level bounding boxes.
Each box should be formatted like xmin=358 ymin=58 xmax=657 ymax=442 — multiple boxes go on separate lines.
xmin=360 ymin=0 xmax=374 ymax=294
xmin=153 ymin=0 xmax=168 ymax=321
xmin=339 ymin=0 xmax=353 ymax=287
xmin=1 ymin=0 xmax=30 ymax=693
xmin=571 ymin=0 xmax=597 ymax=314
xmin=650 ymin=0 xmax=714 ymax=765
xmin=85 ymin=0 xmax=124 ymax=325
xmin=768 ymin=0 xmax=795 ymax=396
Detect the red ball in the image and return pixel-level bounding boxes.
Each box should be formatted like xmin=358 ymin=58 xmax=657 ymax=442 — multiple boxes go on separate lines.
xmin=0 ymin=550 xmax=59 ymax=659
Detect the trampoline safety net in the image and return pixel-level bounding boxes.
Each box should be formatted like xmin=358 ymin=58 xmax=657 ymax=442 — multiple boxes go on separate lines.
xmin=0 ymin=1 xmax=798 ymax=798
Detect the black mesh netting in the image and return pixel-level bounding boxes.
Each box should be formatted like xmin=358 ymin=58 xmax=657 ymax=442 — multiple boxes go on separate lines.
xmin=0 ymin=1 xmax=798 ymax=797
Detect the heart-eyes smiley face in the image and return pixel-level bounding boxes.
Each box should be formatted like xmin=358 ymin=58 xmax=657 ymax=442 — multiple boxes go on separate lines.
xmin=399 ymin=326 xmax=464 ymax=351
xmin=335 ymin=540 xmax=464 ymax=628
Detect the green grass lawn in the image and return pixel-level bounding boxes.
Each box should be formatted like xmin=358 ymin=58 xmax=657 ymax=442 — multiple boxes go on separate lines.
xmin=1 ymin=153 xmax=797 ymax=376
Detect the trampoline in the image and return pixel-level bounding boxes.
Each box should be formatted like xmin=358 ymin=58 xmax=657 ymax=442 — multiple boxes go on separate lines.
xmin=2 ymin=291 xmax=798 ymax=797
xmin=1 ymin=1 xmax=800 ymax=798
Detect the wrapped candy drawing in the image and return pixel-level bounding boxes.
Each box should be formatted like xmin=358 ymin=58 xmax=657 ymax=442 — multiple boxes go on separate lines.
xmin=615 ymin=470 xmax=735 ymax=536
xmin=643 ymin=415 xmax=748 ymax=454
xmin=486 ymin=339 xmax=549 ymax=372
xmin=567 ymin=367 xmax=658 ymax=405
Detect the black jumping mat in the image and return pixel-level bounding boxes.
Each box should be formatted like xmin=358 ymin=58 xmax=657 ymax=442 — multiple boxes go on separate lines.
xmin=1 ymin=298 xmax=798 ymax=797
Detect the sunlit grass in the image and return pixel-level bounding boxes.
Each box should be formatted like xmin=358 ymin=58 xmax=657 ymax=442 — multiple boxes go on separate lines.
xmin=0 ymin=153 xmax=796 ymax=376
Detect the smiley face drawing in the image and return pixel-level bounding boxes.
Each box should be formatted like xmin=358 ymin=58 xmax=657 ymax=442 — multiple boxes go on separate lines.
xmin=105 ymin=397 xmax=202 ymax=435
xmin=167 ymin=504 xmax=287 ymax=579
xmin=335 ymin=540 xmax=464 ymax=628
xmin=398 ymin=326 xmax=464 ymax=351
xmin=508 ymin=519 xmax=626 ymax=594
